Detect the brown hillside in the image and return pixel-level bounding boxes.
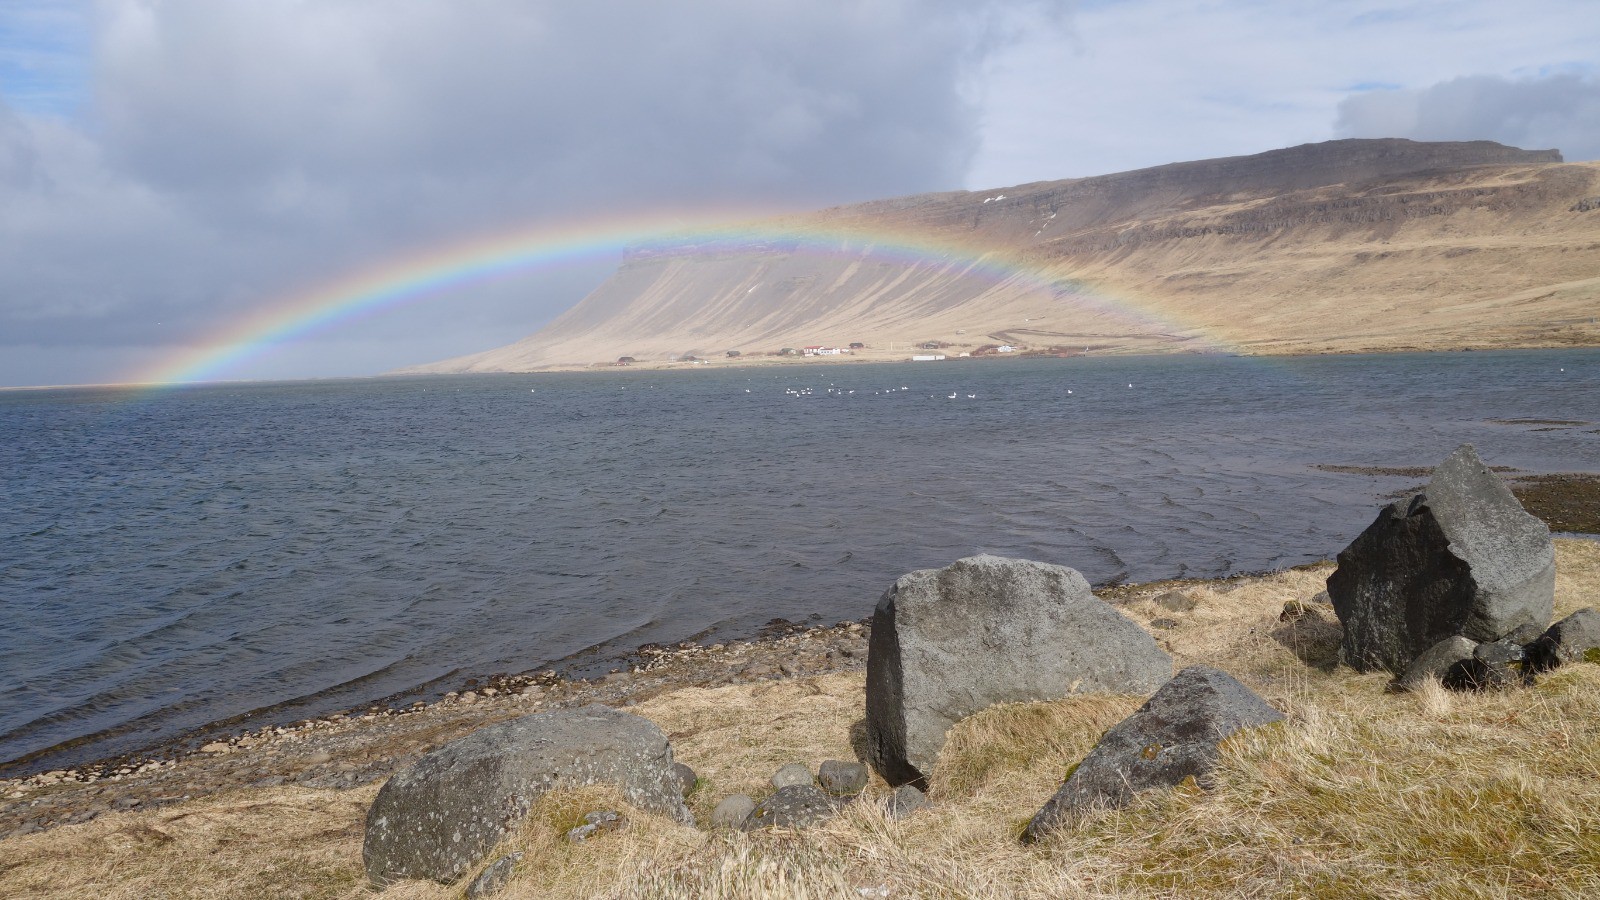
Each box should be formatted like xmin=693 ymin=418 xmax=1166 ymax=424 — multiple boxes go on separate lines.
xmin=405 ymin=139 xmax=1600 ymax=372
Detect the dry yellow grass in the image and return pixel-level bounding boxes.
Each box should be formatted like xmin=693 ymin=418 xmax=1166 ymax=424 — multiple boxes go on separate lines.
xmin=4 ymin=539 xmax=1598 ymax=899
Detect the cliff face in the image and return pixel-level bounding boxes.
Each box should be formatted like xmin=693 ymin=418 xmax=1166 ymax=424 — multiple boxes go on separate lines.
xmin=407 ymin=139 xmax=1600 ymax=371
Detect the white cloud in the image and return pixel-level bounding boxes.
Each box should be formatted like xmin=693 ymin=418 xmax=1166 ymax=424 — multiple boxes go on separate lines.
xmin=0 ymin=0 xmax=1067 ymax=385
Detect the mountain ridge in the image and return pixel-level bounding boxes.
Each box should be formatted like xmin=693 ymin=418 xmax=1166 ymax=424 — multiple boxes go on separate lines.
xmin=402 ymin=139 xmax=1599 ymax=372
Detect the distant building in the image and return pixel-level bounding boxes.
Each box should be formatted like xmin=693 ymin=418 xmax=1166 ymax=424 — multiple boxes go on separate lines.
xmin=803 ymin=346 xmax=844 ymax=357
xmin=997 ymin=345 xmax=1017 ymax=353
xmin=617 ymin=356 xmax=636 ymax=364
xmin=911 ymin=354 xmax=946 ymax=361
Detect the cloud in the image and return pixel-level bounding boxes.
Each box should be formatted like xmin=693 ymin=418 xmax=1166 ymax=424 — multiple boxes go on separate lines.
xmin=0 ymin=0 xmax=1069 ymax=386
xmin=1335 ymin=73 xmax=1600 ymax=160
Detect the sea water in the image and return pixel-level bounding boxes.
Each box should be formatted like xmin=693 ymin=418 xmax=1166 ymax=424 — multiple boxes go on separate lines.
xmin=3 ymin=350 xmax=1598 ymax=773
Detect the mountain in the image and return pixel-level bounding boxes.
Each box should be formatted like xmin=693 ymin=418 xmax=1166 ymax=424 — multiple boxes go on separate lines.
xmin=404 ymin=139 xmax=1600 ymax=372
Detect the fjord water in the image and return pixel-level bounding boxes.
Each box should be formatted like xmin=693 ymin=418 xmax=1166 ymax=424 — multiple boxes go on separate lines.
xmin=4 ymin=350 xmax=1598 ymax=773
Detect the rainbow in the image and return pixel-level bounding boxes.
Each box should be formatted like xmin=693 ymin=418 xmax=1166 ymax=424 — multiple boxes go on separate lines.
xmin=130 ymin=208 xmax=1225 ymax=387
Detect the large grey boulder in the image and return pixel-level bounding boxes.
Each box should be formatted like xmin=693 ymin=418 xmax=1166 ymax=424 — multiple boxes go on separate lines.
xmin=1024 ymin=666 xmax=1283 ymax=843
xmin=1327 ymin=445 xmax=1554 ymax=673
xmin=363 ymin=705 xmax=691 ymax=885
xmin=866 ymin=555 xmax=1171 ymax=787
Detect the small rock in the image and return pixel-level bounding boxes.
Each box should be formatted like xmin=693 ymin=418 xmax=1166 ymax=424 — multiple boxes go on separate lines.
xmin=741 ymin=662 xmax=775 ymax=679
xmin=744 ymin=785 xmax=836 ymax=830
xmin=841 ymin=642 xmax=867 ymax=659
xmin=459 ymin=691 xmax=478 ymax=704
xmin=1525 ymin=607 xmax=1600 ymax=673
xmin=771 ymin=763 xmax=813 ymax=790
xmin=1279 ymin=599 xmax=1311 ymax=622
xmin=566 ymin=810 xmax=624 ymax=843
xmin=1149 ymin=617 xmax=1180 ymax=630
xmin=466 ymin=853 xmax=522 ymax=899
xmin=818 ymin=760 xmax=869 ymax=796
xmin=671 ymin=762 xmax=697 ymax=798
xmin=710 ymin=794 xmax=756 ymax=829
xmin=779 ymin=661 xmax=800 ymax=677
xmin=519 ymin=684 xmax=544 ymax=697
xmin=1506 ymin=622 xmax=1545 ymax=645
xmin=199 ymin=742 xmax=231 ymax=754
xmin=1444 ymin=639 xmax=1531 ymax=691
xmin=303 ymin=751 xmax=332 ymax=766
xmin=1155 ymin=590 xmax=1197 ymax=612
xmin=886 ymin=784 xmax=928 ymax=820
xmin=1393 ymin=635 xmax=1477 ymax=691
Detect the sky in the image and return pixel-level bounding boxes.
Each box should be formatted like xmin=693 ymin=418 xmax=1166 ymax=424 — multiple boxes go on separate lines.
xmin=0 ymin=1 xmax=1596 ymax=387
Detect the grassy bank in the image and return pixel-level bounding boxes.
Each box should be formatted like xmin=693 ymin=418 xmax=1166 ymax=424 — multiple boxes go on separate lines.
xmin=2 ymin=539 xmax=1598 ymax=898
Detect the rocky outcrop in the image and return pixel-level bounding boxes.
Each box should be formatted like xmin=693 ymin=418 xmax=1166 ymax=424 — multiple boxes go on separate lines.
xmin=1023 ymin=666 xmax=1283 ymax=843
xmin=362 ymin=705 xmax=691 ymax=886
xmin=865 ymin=555 xmax=1171 ymax=788
xmin=1327 ymin=445 xmax=1555 ymax=673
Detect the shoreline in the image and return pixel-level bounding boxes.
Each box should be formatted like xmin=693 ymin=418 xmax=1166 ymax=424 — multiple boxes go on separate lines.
xmin=5 ymin=342 xmax=1599 ymax=392
xmin=5 ymin=535 xmax=1598 ymax=841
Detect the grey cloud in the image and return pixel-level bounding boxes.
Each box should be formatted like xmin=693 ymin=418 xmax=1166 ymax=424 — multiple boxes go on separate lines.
xmin=2 ymin=0 xmax=1065 ymax=385
xmin=1335 ymin=73 xmax=1600 ymax=160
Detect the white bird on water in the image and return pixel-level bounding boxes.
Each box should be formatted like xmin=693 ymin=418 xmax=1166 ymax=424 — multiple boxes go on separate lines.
xmin=948 ymin=392 xmax=957 ymax=399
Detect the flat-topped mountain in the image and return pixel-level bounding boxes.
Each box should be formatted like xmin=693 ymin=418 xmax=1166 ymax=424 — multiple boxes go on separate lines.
xmin=405 ymin=139 xmax=1599 ymax=371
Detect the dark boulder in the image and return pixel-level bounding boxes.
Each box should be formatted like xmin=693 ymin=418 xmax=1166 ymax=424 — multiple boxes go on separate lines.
xmin=1525 ymin=608 xmax=1600 ymax=673
xmin=1023 ymin=666 xmax=1283 ymax=843
xmin=1327 ymin=445 xmax=1554 ymax=673
xmin=866 ymin=555 xmax=1171 ymax=788
xmin=363 ymin=705 xmax=691 ymax=885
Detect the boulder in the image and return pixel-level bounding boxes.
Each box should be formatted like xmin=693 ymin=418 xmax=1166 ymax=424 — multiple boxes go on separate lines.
xmin=1024 ymin=666 xmax=1282 ymax=843
xmin=1327 ymin=445 xmax=1554 ymax=673
xmin=743 ymin=785 xmax=837 ymax=830
xmin=363 ymin=705 xmax=691 ymax=885
xmin=1393 ymin=635 xmax=1477 ymax=691
xmin=818 ymin=760 xmax=869 ymax=796
xmin=1525 ymin=608 xmax=1600 ymax=673
xmin=710 ymin=794 xmax=755 ymax=829
xmin=866 ymin=555 xmax=1171 ymax=787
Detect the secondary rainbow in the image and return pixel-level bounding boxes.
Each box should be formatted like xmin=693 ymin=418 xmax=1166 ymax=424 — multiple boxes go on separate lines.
xmin=131 ymin=210 xmax=1225 ymax=386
